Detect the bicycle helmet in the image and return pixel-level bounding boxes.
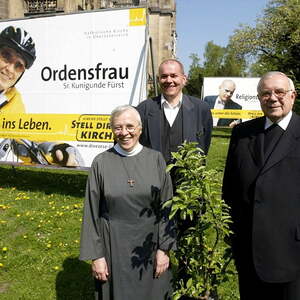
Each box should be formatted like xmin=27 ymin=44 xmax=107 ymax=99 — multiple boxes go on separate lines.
xmin=0 ymin=26 xmax=36 ymax=69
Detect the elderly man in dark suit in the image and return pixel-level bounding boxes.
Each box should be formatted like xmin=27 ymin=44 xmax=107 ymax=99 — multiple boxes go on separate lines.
xmin=204 ymin=79 xmax=242 ymax=127
xmin=223 ymin=71 xmax=300 ymax=300
xmin=137 ymin=59 xmax=213 ymax=164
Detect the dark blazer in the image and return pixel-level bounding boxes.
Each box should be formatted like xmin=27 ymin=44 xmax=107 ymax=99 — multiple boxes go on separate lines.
xmin=136 ymin=94 xmax=213 ymax=155
xmin=204 ymin=95 xmax=242 ymax=126
xmin=223 ymin=113 xmax=300 ymax=283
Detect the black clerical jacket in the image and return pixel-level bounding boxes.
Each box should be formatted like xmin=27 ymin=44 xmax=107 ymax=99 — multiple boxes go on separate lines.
xmin=223 ymin=113 xmax=300 ymax=283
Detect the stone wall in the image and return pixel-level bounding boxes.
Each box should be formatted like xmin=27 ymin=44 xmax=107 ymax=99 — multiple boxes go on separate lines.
xmin=8 ymin=0 xmax=24 ymax=19
xmin=0 ymin=0 xmax=9 ymax=20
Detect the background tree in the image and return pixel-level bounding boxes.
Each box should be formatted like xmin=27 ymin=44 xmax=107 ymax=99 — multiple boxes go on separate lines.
xmin=202 ymin=41 xmax=247 ymax=77
xmin=219 ymin=49 xmax=247 ymax=77
xmin=184 ymin=53 xmax=204 ymax=98
xmin=184 ymin=42 xmax=247 ymax=98
xmin=229 ymin=0 xmax=300 ymax=85
xmin=202 ymin=41 xmax=226 ymax=77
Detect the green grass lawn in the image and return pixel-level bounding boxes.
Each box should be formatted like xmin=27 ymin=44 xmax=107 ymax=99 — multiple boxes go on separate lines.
xmin=0 ymin=129 xmax=237 ymax=299
xmin=207 ymin=128 xmax=231 ymax=171
xmin=0 ymin=168 xmax=93 ymax=299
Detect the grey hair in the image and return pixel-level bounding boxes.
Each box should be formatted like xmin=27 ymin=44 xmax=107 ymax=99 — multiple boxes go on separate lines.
xmin=257 ymin=71 xmax=294 ymax=93
xmin=110 ymin=105 xmax=142 ymax=127
xmin=219 ymin=79 xmax=236 ymax=90
xmin=288 ymin=77 xmax=295 ymax=91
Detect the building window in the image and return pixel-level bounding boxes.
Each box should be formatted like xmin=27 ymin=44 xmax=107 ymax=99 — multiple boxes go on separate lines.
xmin=113 ymin=0 xmax=139 ymax=7
xmin=24 ymin=0 xmax=57 ymax=13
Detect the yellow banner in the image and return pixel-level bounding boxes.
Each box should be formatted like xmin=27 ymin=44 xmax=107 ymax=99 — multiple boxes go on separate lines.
xmin=0 ymin=114 xmax=114 ymax=142
xmin=211 ymin=109 xmax=264 ymax=119
xmin=129 ymin=8 xmax=147 ymax=26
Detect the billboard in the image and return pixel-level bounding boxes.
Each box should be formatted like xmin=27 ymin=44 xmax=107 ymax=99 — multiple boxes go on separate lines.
xmin=202 ymin=77 xmax=263 ymax=127
xmin=0 ymin=8 xmax=148 ymax=168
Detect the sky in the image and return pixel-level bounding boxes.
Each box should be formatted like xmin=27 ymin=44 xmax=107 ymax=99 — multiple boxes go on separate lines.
xmin=176 ymin=0 xmax=270 ymax=73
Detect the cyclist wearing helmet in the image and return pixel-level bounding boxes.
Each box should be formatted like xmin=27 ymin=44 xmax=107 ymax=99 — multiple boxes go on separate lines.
xmin=0 ymin=26 xmax=84 ymax=167
xmin=0 ymin=26 xmax=36 ymax=113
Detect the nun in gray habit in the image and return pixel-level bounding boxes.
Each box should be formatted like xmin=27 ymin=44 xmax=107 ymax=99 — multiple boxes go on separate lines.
xmin=80 ymin=105 xmax=176 ymax=300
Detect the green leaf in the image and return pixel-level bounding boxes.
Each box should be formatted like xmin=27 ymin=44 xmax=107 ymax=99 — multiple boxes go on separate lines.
xmin=186 ymin=278 xmax=193 ymax=289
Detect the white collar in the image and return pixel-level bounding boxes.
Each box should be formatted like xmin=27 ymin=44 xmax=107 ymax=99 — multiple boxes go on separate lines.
xmin=217 ymin=96 xmax=226 ymax=105
xmin=114 ymin=142 xmax=143 ymax=157
xmin=161 ymin=93 xmax=183 ymax=108
xmin=265 ymin=111 xmax=292 ymax=131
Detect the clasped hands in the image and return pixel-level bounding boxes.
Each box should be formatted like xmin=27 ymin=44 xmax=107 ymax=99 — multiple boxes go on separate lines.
xmin=92 ymin=249 xmax=170 ymax=281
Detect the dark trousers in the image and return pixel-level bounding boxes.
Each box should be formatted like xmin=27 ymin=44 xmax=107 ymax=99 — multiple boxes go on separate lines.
xmin=237 ymin=260 xmax=300 ymax=300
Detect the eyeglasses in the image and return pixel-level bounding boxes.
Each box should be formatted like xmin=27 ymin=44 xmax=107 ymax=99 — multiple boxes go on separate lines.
xmin=259 ymin=89 xmax=292 ymax=100
xmin=0 ymin=47 xmax=26 ymax=73
xmin=112 ymin=125 xmax=139 ymax=134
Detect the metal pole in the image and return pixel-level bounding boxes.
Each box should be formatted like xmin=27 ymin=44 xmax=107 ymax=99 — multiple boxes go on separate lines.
xmin=149 ymin=36 xmax=158 ymax=96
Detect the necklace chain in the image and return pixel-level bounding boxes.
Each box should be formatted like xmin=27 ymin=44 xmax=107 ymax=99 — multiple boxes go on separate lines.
xmin=120 ymin=157 xmax=135 ymax=188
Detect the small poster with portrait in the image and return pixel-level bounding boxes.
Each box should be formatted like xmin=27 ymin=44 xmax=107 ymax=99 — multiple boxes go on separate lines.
xmin=202 ymin=77 xmax=263 ymax=127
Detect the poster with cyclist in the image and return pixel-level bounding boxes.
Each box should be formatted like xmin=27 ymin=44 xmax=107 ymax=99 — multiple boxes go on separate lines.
xmin=0 ymin=8 xmax=148 ymax=168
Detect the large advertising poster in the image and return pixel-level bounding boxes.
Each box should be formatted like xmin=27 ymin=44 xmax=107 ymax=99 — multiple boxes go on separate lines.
xmin=202 ymin=77 xmax=263 ymax=127
xmin=0 ymin=8 xmax=148 ymax=168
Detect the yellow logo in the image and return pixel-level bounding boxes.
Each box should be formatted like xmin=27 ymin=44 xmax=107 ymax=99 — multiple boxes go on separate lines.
xmin=129 ymin=8 xmax=146 ymax=26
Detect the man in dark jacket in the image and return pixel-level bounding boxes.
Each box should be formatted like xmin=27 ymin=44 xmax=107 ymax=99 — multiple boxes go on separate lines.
xmin=137 ymin=59 xmax=213 ymax=299
xmin=137 ymin=59 xmax=213 ymax=164
xmin=223 ymin=71 xmax=300 ymax=300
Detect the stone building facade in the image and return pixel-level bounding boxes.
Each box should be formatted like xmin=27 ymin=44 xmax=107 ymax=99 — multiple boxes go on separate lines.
xmin=0 ymin=0 xmax=176 ymax=84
